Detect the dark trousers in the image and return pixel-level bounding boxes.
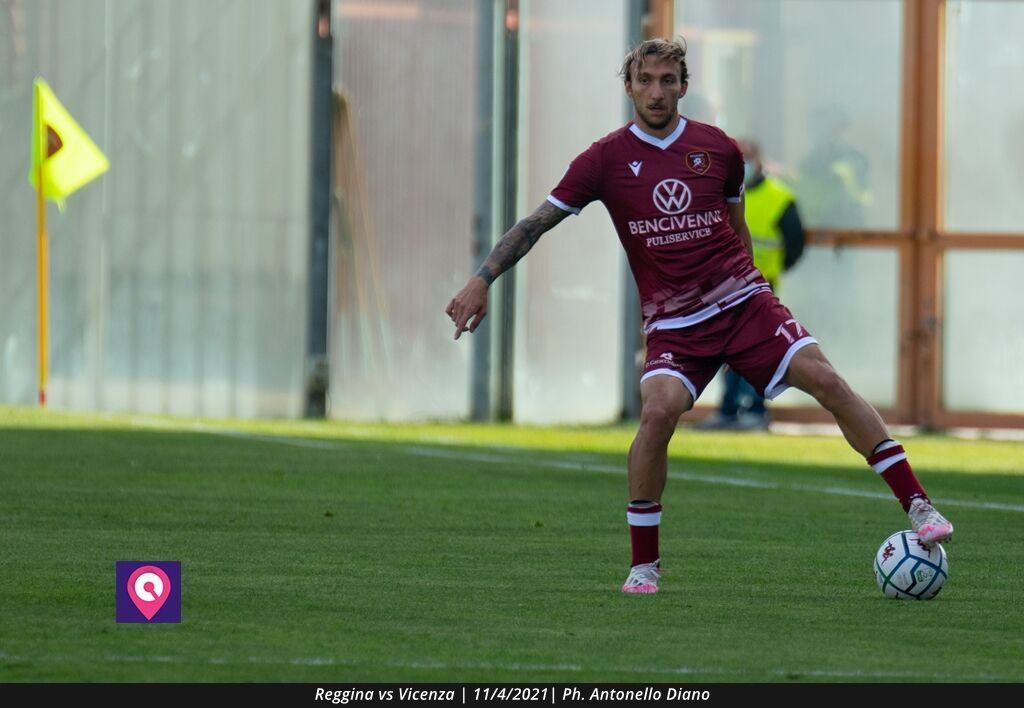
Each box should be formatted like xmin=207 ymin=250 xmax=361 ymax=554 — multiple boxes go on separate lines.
xmin=719 ymin=367 xmax=766 ymax=418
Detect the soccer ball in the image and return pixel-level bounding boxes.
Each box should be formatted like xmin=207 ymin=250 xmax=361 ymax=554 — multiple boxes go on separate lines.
xmin=874 ymin=530 xmax=948 ymax=600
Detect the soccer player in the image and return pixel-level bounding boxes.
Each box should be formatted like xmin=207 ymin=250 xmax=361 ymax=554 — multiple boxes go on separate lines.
xmin=445 ymin=38 xmax=953 ymax=594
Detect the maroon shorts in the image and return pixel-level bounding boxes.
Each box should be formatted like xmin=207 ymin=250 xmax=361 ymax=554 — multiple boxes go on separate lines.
xmin=641 ymin=291 xmax=817 ymax=402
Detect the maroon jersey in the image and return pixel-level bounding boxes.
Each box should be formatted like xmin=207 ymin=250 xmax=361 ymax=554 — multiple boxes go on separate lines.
xmin=548 ymin=118 xmax=770 ymax=332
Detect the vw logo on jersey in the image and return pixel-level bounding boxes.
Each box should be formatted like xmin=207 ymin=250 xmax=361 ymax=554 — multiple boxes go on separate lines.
xmin=652 ymin=178 xmax=692 ymax=215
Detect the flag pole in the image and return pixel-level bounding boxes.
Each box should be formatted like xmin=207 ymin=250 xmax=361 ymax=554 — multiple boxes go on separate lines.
xmin=35 ymin=85 xmax=49 ymax=407
xmin=29 ymin=77 xmax=109 ymax=408
xmin=36 ymin=165 xmax=48 ymax=407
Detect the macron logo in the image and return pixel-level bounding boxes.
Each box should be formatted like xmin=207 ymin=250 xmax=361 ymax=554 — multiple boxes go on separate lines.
xmin=628 ymin=160 xmax=643 ymax=177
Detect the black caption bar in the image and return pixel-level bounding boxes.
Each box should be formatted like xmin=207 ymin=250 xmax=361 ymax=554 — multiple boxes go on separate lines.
xmin=314 ymin=685 xmax=710 ymax=704
xmin=0 ymin=683 xmax=1006 ymax=703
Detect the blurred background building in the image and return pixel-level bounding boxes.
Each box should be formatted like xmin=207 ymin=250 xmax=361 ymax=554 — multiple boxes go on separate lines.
xmin=2 ymin=0 xmax=1023 ymax=428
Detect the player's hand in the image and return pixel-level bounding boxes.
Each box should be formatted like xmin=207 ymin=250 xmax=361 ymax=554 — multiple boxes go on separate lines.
xmin=445 ymin=276 xmax=489 ymax=340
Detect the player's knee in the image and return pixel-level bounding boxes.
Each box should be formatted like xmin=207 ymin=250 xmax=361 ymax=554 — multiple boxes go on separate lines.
xmin=808 ymin=367 xmax=853 ymax=409
xmin=639 ymin=402 xmax=683 ymax=439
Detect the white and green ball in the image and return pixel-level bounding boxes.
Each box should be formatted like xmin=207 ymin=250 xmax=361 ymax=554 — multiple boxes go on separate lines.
xmin=874 ymin=529 xmax=948 ymax=600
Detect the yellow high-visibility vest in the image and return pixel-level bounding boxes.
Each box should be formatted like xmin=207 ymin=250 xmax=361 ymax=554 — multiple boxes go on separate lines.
xmin=744 ymin=177 xmax=794 ymax=284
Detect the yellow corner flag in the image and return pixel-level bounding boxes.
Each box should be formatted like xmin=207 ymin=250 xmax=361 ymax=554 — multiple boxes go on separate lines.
xmin=28 ymin=78 xmax=109 ymax=407
xmin=29 ymin=78 xmax=109 ymax=204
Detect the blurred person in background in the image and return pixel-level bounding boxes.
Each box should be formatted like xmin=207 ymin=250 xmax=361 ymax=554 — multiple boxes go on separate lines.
xmin=446 ymin=37 xmax=953 ymax=595
xmin=699 ymin=138 xmax=805 ymax=431
xmin=797 ymin=105 xmax=871 ymax=228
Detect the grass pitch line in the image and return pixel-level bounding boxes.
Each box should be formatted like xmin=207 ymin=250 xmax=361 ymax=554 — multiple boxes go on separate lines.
xmin=0 ymin=652 xmax=1015 ymax=682
xmin=406 ymin=445 xmax=1024 ymax=512
xmin=403 ymin=445 xmax=777 ymax=489
xmin=194 ymin=428 xmax=1024 ymax=514
xmin=208 ymin=429 xmax=355 ymax=450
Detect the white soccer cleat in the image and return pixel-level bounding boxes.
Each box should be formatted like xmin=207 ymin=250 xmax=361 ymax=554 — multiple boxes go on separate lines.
xmin=908 ymin=497 xmax=954 ymax=547
xmin=621 ymin=560 xmax=661 ymax=594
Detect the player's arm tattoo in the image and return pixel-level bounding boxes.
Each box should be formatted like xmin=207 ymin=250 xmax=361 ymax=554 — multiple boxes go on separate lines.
xmin=475 ymin=201 xmax=570 ymax=285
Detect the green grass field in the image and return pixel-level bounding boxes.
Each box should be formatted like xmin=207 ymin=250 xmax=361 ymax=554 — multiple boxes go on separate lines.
xmin=1 ymin=405 xmax=1022 ymax=682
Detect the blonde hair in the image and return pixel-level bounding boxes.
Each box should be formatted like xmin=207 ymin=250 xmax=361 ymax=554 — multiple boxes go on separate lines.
xmin=619 ymin=37 xmax=689 ymax=84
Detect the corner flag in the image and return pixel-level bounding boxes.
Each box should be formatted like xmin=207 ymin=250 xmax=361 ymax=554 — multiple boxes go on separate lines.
xmin=28 ymin=78 xmax=109 ymax=407
xmin=29 ymin=78 xmax=109 ymax=205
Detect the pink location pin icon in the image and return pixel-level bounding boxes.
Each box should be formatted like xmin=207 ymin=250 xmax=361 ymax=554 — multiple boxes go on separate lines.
xmin=127 ymin=565 xmax=171 ymax=620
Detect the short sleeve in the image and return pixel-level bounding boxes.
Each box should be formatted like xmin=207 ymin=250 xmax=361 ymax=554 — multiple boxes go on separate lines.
xmin=724 ymin=136 xmax=745 ymax=204
xmin=548 ymin=142 xmax=602 ymax=215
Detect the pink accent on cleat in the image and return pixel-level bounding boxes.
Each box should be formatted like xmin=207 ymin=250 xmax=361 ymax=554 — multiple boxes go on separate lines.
xmin=908 ymin=498 xmax=954 ymax=547
xmin=621 ymin=560 xmax=660 ymax=594
xmin=916 ymin=522 xmax=954 ymax=546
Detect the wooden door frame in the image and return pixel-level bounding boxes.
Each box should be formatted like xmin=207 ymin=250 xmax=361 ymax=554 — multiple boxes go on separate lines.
xmin=910 ymin=0 xmax=1024 ymax=428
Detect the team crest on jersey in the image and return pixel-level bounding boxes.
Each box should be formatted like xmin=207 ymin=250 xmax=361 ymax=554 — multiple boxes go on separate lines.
xmin=686 ymin=150 xmax=711 ymax=175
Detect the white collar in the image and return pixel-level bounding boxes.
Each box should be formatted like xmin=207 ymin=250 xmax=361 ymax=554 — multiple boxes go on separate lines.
xmin=629 ymin=117 xmax=687 ymax=150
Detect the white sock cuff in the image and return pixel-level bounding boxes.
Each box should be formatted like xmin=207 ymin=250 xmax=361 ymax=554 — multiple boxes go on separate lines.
xmin=626 ymin=511 xmax=662 ymax=527
xmin=874 ymin=439 xmax=901 ymax=453
xmin=872 ymin=453 xmax=907 ymax=474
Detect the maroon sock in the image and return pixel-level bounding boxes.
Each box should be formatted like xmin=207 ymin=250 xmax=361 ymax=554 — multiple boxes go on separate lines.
xmin=627 ymin=501 xmax=662 ymax=566
xmin=867 ymin=441 xmax=928 ymax=512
